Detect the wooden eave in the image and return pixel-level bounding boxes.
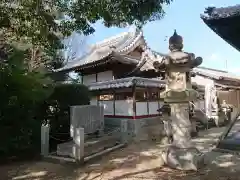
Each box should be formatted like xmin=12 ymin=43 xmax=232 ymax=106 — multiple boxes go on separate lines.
xmin=74 ymin=53 xmax=139 ymax=73
xmin=201 ymin=5 xmax=240 ymax=51
xmin=194 ymin=70 xmax=240 ymax=84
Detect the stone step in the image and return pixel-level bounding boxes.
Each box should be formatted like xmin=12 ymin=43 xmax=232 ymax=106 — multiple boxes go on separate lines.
xmin=46 ymin=143 xmax=126 ymax=165
xmin=57 ymin=134 xmax=121 ymax=158
xmin=57 ymin=141 xmax=74 ymax=157
xmin=44 ymin=154 xmax=77 ymax=165
xmin=84 ymin=135 xmax=120 ymax=157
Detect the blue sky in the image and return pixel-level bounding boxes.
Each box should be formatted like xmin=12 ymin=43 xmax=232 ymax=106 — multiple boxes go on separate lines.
xmin=75 ymin=0 xmax=240 ymax=74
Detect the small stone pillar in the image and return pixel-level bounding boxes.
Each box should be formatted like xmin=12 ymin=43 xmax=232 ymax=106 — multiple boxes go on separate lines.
xmin=158 ymin=102 xmax=172 ymax=144
xmin=41 ymin=122 xmax=50 ymax=157
xmin=72 ymin=127 xmax=84 ymax=163
xmin=121 ymin=119 xmax=128 ymax=144
xmin=221 ymin=100 xmax=233 ymax=124
xmin=189 ymin=101 xmax=198 ymax=137
xmin=153 ymin=30 xmax=204 ymax=171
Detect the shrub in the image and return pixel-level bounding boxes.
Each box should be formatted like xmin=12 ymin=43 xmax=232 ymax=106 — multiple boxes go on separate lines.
xmin=38 ymin=83 xmax=91 ymax=150
xmin=0 ymin=55 xmax=52 ymax=160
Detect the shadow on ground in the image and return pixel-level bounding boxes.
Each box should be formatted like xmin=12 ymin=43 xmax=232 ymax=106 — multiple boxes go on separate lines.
xmin=2 ymin=127 xmax=240 ymax=180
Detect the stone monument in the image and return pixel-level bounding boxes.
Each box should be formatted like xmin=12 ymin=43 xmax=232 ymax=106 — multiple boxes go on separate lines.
xmin=221 ymin=100 xmax=233 ymax=124
xmin=153 ymin=30 xmax=204 ymax=171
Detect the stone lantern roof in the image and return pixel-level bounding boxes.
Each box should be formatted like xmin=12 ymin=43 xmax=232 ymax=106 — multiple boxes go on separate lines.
xmin=169 ymin=30 xmax=183 ymax=51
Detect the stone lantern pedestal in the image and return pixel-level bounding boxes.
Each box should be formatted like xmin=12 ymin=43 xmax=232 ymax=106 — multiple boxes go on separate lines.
xmin=153 ymin=30 xmax=205 ymax=171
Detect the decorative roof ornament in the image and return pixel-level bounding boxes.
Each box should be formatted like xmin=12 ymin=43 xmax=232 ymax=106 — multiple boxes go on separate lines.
xmin=204 ymin=6 xmax=216 ymax=16
xmin=169 ymin=30 xmax=183 ymax=52
xmin=201 ymin=4 xmax=240 ymax=20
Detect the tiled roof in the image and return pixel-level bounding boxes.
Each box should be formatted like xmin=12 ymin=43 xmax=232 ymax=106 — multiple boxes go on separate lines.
xmin=55 ymin=27 xmax=145 ymax=72
xmin=120 ymin=49 xmax=164 ymax=72
xmin=88 ymin=77 xmax=165 ymax=90
xmin=201 ymin=4 xmax=240 ymax=20
xmin=140 ymin=50 xmax=164 ymax=71
xmin=193 ymin=67 xmax=240 ymax=82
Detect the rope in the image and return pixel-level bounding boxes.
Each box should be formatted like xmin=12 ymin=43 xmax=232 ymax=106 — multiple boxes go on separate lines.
xmin=105 ymin=128 xmax=120 ymax=136
xmin=49 ymin=128 xmax=121 ymax=142
xmin=49 ymin=135 xmax=72 ymax=142
xmin=53 ymin=132 xmax=69 ymax=135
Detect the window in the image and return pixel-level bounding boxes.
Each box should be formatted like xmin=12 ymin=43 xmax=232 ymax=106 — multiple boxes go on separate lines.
xmin=99 ymin=94 xmax=113 ymax=100
xmin=148 ymin=89 xmax=160 ymax=101
xmin=115 ymin=92 xmax=133 ymax=100
xmin=135 ymin=91 xmax=147 ymax=101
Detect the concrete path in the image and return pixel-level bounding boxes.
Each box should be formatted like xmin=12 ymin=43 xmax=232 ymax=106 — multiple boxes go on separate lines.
xmin=1 ymin=126 xmax=240 ymax=180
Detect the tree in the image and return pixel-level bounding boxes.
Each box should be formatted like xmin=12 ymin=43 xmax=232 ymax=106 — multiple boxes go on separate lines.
xmin=0 ymin=45 xmax=53 ymax=159
xmin=0 ymin=0 xmax=173 ymax=70
xmin=49 ymin=32 xmax=88 ymax=82
xmin=63 ymin=32 xmax=88 ymax=63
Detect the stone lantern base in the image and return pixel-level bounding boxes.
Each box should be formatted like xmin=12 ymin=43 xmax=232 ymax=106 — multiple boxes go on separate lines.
xmin=161 ymin=103 xmax=205 ymax=171
xmin=162 ymin=146 xmax=205 ymax=171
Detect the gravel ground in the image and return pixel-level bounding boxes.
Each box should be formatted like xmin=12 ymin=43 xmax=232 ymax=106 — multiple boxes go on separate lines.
xmin=1 ymin=127 xmax=240 ymax=180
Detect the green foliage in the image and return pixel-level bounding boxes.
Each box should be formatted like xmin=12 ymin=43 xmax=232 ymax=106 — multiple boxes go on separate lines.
xmin=0 ymin=47 xmax=53 ymax=159
xmin=38 ymin=83 xmax=90 ymax=149
xmin=0 ymin=0 xmax=173 ymax=71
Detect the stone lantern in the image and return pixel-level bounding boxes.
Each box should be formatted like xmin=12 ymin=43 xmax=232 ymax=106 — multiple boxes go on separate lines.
xmin=221 ymin=100 xmax=233 ymax=125
xmin=153 ymin=30 xmax=204 ymax=171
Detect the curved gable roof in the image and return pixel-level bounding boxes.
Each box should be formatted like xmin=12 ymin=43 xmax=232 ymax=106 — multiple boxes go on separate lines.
xmin=55 ymin=27 xmax=145 ymax=72
xmin=201 ymin=4 xmax=240 ymax=51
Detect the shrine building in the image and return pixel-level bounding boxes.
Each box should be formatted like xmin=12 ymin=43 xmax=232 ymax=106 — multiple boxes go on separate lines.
xmin=56 ymin=27 xmax=240 ymax=128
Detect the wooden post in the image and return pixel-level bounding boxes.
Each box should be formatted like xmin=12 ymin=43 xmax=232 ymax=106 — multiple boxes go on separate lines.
xmin=132 ymin=85 xmax=136 ymax=117
xmin=97 ymin=94 xmax=100 ymax=106
xmin=113 ymin=90 xmax=116 ymax=116
xmin=132 ymin=84 xmax=140 ymax=137
xmin=41 ymin=123 xmax=50 ymax=157
xmin=157 ymin=88 xmax=161 ymax=114
xmin=96 ymin=73 xmax=98 ymax=82
xmin=81 ymin=75 xmax=83 ymax=84
xmin=146 ymin=89 xmax=150 ymax=115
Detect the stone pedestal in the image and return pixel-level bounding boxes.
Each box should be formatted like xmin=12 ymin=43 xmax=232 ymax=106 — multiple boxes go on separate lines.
xmin=161 ymin=103 xmax=204 ymax=170
xmin=171 ymin=104 xmax=191 ymax=148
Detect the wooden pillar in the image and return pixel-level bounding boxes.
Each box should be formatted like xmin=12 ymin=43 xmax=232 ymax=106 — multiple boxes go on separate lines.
xmin=237 ymin=90 xmax=240 ymax=109
xmin=95 ymin=73 xmax=98 ymax=82
xmin=146 ymin=89 xmax=150 ymax=115
xmin=157 ymin=88 xmax=161 ymax=114
xmin=81 ymin=75 xmax=83 ymax=84
xmin=132 ymin=85 xmax=136 ymax=117
xmin=113 ymin=90 xmax=116 ymax=116
xmin=97 ymin=94 xmax=100 ymax=106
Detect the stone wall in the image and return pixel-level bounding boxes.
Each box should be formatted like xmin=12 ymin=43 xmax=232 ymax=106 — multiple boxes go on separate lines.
xmin=105 ymin=116 xmax=165 ymax=142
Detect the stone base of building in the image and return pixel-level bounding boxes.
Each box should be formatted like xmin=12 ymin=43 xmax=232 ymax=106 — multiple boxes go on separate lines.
xmin=104 ymin=115 xmax=165 ymax=142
